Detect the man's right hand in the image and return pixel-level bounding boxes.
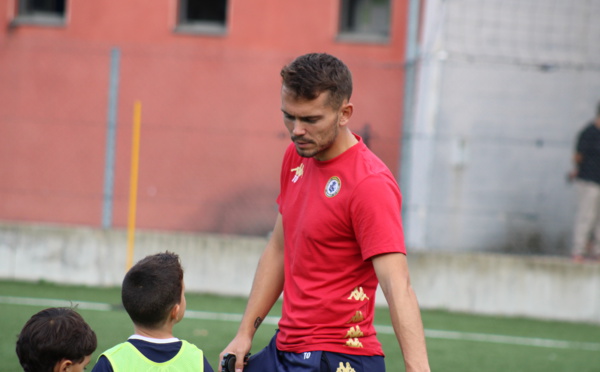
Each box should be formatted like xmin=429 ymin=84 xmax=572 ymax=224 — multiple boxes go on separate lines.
xmin=219 ymin=335 xmax=252 ymax=372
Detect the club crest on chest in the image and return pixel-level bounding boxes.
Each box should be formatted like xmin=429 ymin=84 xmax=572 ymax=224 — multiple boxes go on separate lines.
xmin=325 ymin=176 xmax=342 ymax=198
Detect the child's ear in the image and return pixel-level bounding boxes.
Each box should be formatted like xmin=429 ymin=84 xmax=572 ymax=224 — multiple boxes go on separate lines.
xmin=170 ymin=303 xmax=181 ymax=320
xmin=54 ymin=359 xmax=72 ymax=372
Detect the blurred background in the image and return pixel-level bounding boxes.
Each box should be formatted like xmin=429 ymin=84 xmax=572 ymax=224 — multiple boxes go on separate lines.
xmin=1 ymin=0 xmax=600 ymax=323
xmin=0 ymin=0 xmax=407 ymax=236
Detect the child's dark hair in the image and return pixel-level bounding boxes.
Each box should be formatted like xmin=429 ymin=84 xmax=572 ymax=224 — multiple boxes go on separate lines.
xmin=122 ymin=251 xmax=184 ymax=328
xmin=16 ymin=307 xmax=97 ymax=372
xmin=280 ymin=53 xmax=353 ymax=109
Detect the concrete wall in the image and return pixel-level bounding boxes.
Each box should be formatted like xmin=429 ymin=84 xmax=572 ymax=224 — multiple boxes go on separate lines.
xmin=1 ymin=223 xmax=598 ymax=324
xmin=402 ymin=0 xmax=600 ymax=255
xmin=0 ymin=223 xmax=265 ymax=296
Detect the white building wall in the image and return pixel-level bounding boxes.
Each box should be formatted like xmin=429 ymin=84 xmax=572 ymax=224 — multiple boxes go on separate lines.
xmin=403 ymin=0 xmax=600 ymax=254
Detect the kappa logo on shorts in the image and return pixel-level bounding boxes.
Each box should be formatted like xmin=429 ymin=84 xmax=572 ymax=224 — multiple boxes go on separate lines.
xmin=291 ymin=163 xmax=304 ymax=183
xmin=336 ymin=362 xmax=357 ymax=372
xmin=324 ymin=176 xmax=341 ymax=197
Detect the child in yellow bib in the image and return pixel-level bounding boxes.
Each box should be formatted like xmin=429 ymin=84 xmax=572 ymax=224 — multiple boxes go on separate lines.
xmin=92 ymin=252 xmax=213 ymax=372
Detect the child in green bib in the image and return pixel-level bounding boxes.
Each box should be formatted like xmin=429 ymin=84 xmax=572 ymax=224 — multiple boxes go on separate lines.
xmin=92 ymin=252 xmax=213 ymax=372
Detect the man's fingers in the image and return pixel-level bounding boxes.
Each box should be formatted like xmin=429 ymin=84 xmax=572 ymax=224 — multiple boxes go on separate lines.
xmin=235 ymin=353 xmax=245 ymax=372
xmin=219 ymin=352 xmax=233 ymax=372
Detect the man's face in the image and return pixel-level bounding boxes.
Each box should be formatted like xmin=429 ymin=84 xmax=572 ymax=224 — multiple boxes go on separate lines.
xmin=281 ymin=86 xmax=346 ymax=161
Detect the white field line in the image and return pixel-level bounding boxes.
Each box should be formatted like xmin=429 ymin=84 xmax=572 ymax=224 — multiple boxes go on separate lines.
xmin=0 ymin=295 xmax=112 ymax=311
xmin=377 ymin=325 xmax=600 ymax=351
xmin=2 ymin=296 xmax=599 ymax=352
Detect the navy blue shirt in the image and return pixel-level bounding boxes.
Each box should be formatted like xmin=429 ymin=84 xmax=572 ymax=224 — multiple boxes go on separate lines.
xmin=576 ymin=123 xmax=600 ymax=185
xmin=91 ymin=338 xmax=214 ymax=372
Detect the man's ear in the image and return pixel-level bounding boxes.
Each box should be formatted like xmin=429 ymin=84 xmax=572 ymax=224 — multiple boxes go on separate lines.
xmin=54 ymin=359 xmax=72 ymax=372
xmin=339 ymin=102 xmax=354 ymax=127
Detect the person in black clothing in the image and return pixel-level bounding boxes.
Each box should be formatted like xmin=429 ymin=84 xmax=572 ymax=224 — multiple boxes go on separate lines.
xmin=570 ymin=101 xmax=600 ymax=262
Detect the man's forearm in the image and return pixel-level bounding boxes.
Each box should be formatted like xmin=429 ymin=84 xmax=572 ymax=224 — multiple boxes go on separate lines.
xmin=373 ymin=253 xmax=430 ymax=371
xmin=236 ymin=244 xmax=284 ymax=338
xmin=236 ymin=214 xmax=285 ymax=339
xmin=388 ymin=284 xmax=430 ymax=372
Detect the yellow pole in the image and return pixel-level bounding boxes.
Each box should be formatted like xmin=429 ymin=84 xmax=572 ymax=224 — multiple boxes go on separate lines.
xmin=126 ymin=101 xmax=142 ymax=271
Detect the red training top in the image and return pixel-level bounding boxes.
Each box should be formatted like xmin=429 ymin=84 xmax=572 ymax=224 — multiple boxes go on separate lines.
xmin=276 ymin=135 xmax=406 ymax=356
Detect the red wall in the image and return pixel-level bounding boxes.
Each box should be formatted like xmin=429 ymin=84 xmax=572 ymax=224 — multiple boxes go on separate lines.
xmin=0 ymin=0 xmax=408 ymax=234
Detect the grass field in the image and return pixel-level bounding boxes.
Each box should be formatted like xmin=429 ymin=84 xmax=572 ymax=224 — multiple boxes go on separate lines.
xmin=2 ymin=280 xmax=599 ymax=371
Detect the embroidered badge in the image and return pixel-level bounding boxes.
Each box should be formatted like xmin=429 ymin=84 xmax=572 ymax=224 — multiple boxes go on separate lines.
xmin=291 ymin=163 xmax=304 ymax=183
xmin=324 ymin=176 xmax=341 ymax=197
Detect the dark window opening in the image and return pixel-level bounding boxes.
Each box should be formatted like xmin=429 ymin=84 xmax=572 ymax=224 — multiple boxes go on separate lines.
xmin=178 ymin=0 xmax=228 ymax=34
xmin=339 ymin=0 xmax=391 ymax=42
xmin=20 ymin=0 xmax=66 ymax=16
xmin=15 ymin=0 xmax=66 ymax=26
xmin=184 ymin=0 xmax=226 ymax=23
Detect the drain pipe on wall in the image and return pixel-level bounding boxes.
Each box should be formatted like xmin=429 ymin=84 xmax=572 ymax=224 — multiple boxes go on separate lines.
xmin=399 ymin=0 xmax=422 ymax=230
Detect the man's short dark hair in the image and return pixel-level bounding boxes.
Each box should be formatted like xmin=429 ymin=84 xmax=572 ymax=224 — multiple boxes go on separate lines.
xmin=280 ymin=53 xmax=353 ymax=109
xmin=16 ymin=307 xmax=97 ymax=372
xmin=122 ymin=251 xmax=184 ymax=328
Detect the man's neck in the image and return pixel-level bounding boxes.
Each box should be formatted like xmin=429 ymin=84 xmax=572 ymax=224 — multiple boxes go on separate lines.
xmin=315 ymin=128 xmax=359 ymax=161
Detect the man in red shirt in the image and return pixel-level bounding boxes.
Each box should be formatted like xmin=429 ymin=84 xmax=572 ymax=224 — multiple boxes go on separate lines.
xmin=220 ymin=53 xmax=430 ymax=372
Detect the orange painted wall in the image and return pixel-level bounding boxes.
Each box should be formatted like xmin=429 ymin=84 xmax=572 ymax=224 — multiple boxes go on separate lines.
xmin=0 ymin=0 xmax=409 ymax=234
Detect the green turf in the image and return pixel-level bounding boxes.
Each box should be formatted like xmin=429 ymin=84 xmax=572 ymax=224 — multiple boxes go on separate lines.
xmin=2 ymin=280 xmax=599 ymax=371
